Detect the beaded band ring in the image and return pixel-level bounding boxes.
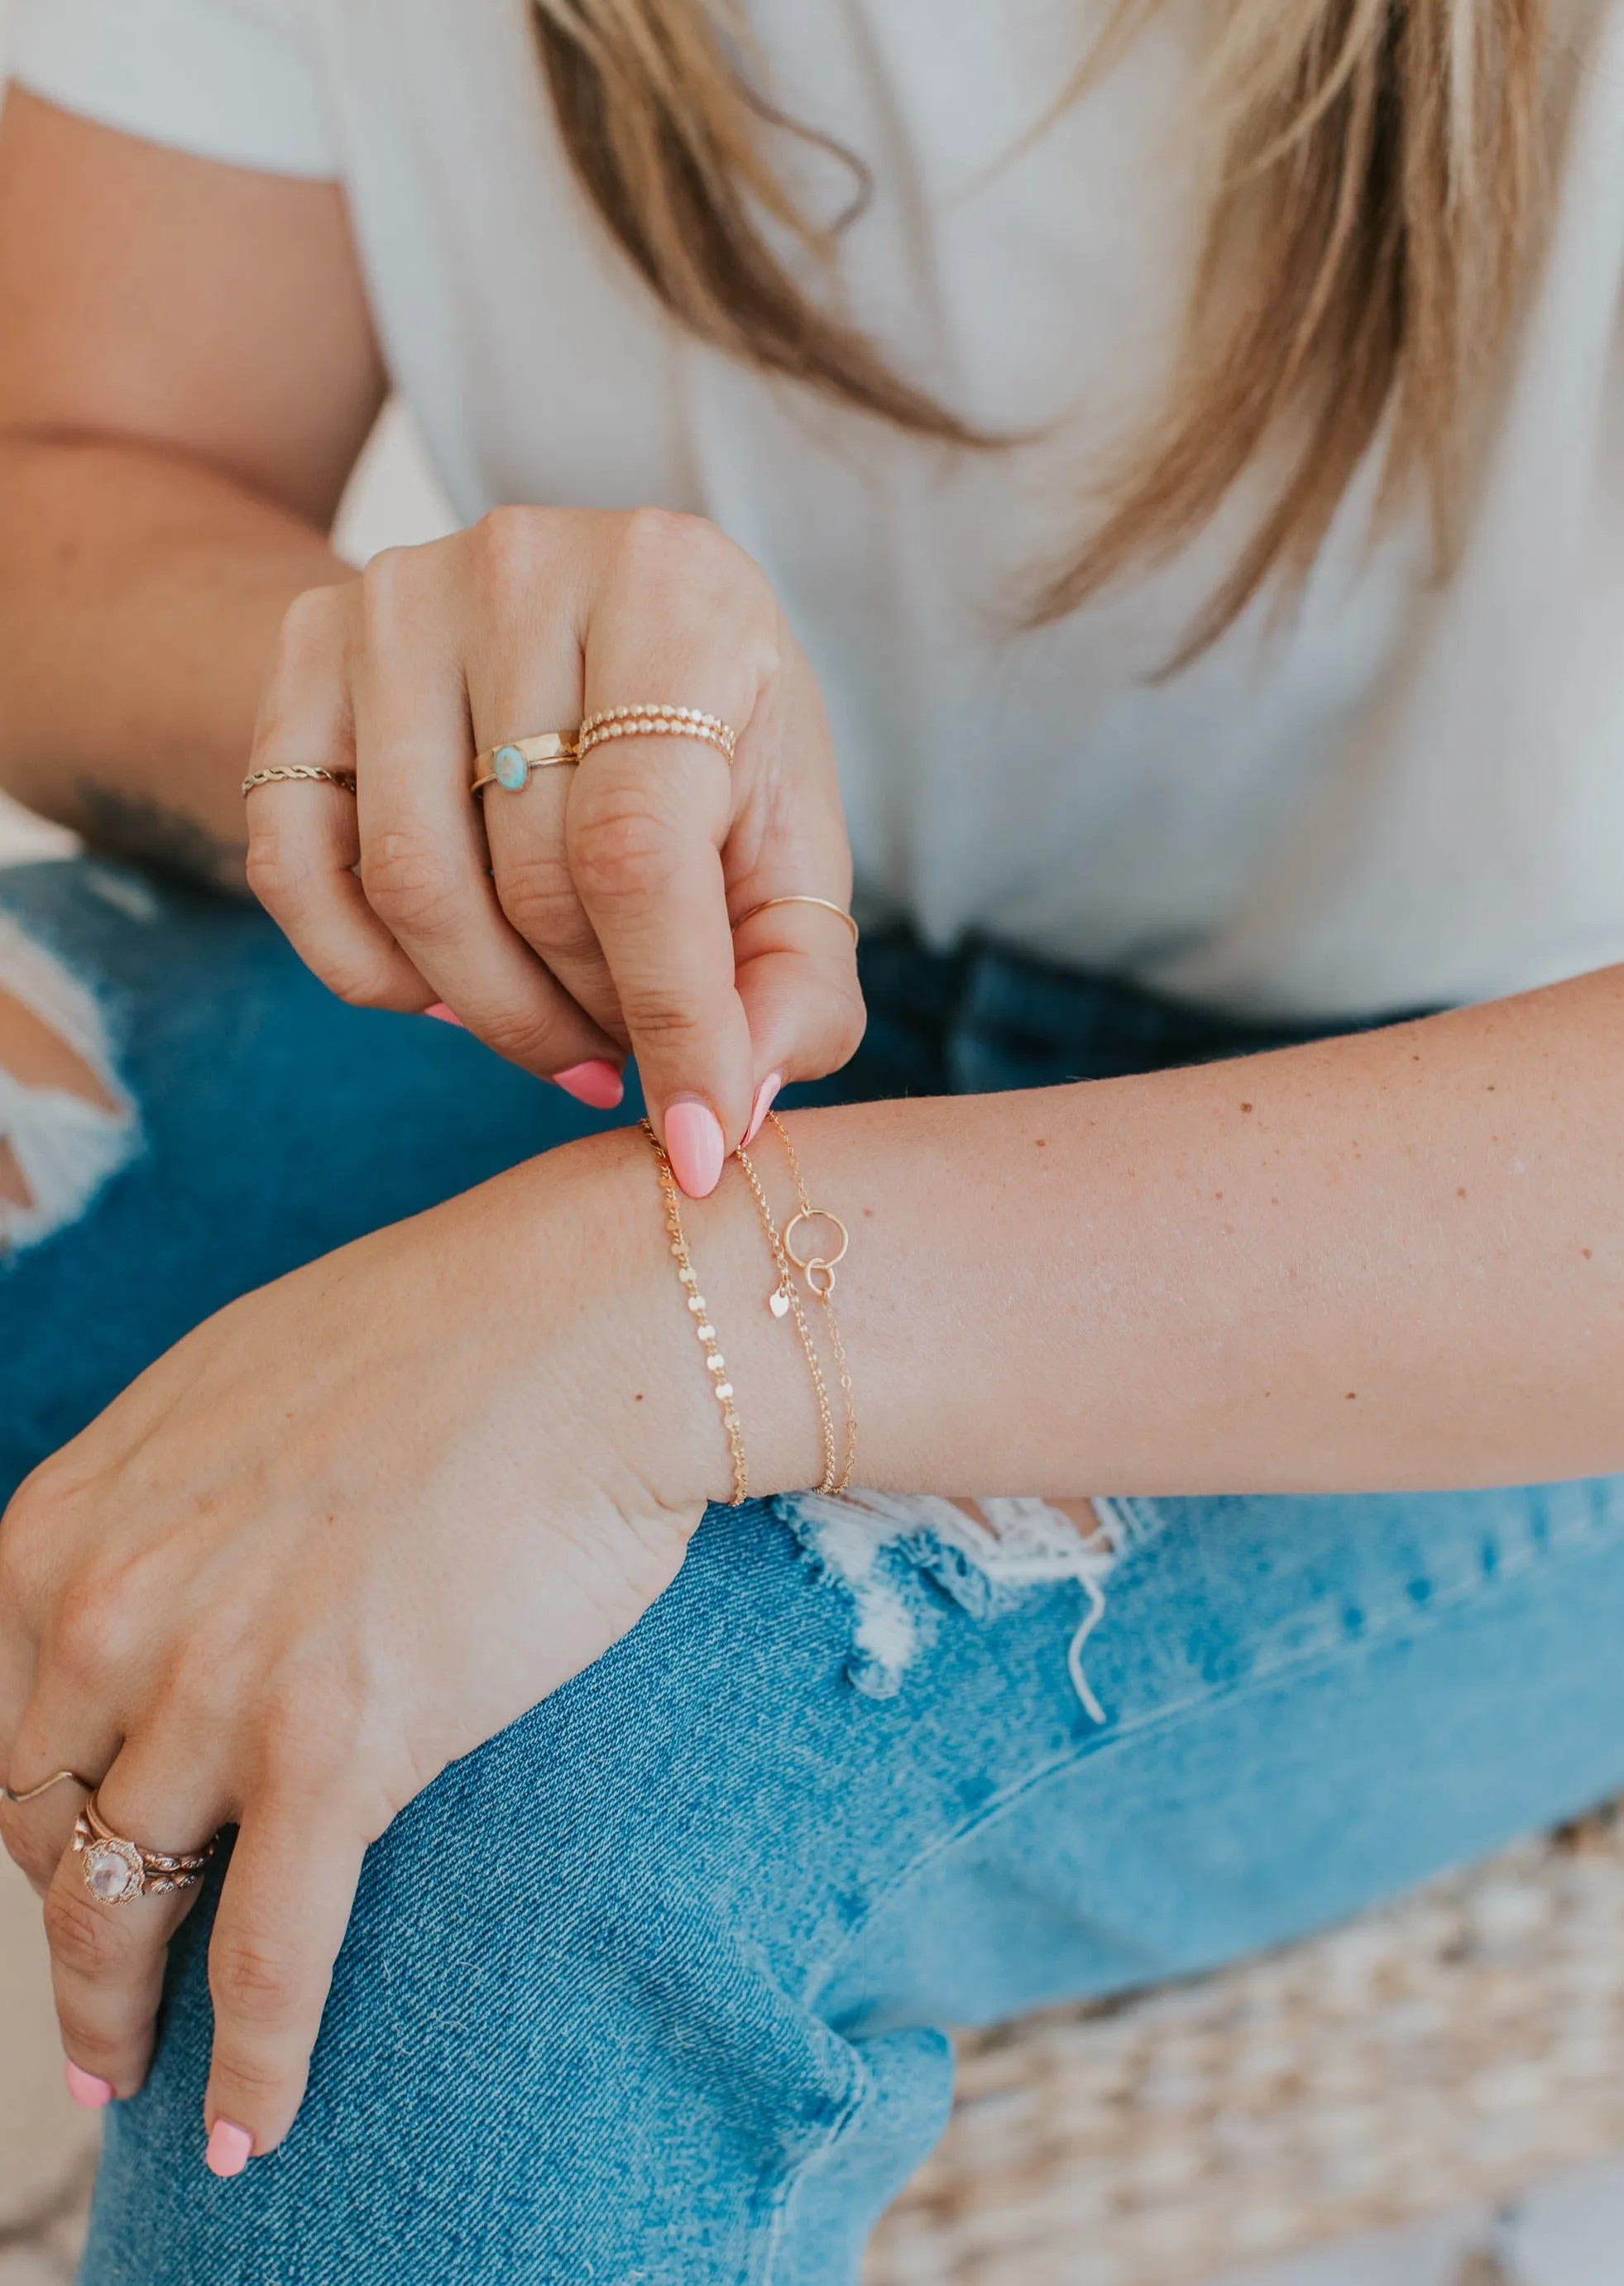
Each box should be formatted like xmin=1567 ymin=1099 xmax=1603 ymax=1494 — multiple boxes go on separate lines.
xmin=577 ymin=706 xmax=737 ymax=764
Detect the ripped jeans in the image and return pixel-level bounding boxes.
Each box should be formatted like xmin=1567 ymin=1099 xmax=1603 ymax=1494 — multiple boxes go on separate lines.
xmin=9 ymin=855 xmax=1624 ymax=2286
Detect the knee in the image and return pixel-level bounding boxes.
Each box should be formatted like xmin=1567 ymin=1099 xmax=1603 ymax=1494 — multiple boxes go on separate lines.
xmin=0 ymin=911 xmax=137 ymax=1252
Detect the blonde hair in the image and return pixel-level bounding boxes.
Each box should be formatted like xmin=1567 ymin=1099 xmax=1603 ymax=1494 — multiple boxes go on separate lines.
xmin=534 ymin=0 xmax=1548 ymax=655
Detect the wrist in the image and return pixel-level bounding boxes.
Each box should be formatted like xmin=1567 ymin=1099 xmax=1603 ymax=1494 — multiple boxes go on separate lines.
xmin=517 ymin=1123 xmax=827 ymax=1517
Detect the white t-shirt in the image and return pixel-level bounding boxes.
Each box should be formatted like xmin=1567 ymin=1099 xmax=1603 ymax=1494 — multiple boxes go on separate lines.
xmin=11 ymin=0 xmax=1624 ymax=1018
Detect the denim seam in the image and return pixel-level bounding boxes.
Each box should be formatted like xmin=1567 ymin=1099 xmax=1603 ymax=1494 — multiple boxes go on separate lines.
xmin=754 ymin=2044 xmax=874 ymax=2286
xmin=801 ymin=1481 xmax=1624 ymax=2020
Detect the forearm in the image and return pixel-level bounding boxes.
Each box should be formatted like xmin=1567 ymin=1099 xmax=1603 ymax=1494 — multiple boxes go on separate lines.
xmin=0 ymin=436 xmax=347 ymax=886
xmin=589 ymin=966 xmax=1624 ymax=1504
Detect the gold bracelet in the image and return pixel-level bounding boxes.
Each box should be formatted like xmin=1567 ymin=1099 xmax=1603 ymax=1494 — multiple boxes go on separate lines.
xmin=734 ymin=1112 xmax=856 ymax=1496
xmin=643 ymin=1121 xmax=750 ymax=1507
xmin=733 ymin=1143 xmax=840 ymax=1495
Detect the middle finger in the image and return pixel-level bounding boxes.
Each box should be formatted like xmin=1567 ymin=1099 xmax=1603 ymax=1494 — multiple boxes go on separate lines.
xmin=351 ymin=546 xmax=616 ymax=1077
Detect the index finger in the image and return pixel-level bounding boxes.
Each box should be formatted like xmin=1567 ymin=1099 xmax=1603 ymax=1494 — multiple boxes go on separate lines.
xmin=566 ymin=513 xmax=777 ymax=1191
xmin=567 ymin=729 xmax=754 ymax=1194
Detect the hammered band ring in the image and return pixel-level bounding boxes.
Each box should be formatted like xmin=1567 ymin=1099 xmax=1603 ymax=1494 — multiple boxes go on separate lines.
xmin=74 ymin=1794 xmax=218 ymax=1906
xmin=734 ymin=894 xmax=860 ymax=947
xmin=577 ymin=705 xmax=738 ymax=764
xmin=471 ymin=731 xmax=581 ymax=795
xmin=242 ymin=764 xmax=357 ymax=799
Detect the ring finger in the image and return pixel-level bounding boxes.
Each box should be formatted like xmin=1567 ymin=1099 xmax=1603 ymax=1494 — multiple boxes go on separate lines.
xmin=472 ymin=631 xmax=629 ymax=1076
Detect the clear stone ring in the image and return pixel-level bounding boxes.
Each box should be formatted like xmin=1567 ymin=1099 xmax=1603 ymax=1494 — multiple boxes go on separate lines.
xmin=74 ymin=1794 xmax=217 ymax=1906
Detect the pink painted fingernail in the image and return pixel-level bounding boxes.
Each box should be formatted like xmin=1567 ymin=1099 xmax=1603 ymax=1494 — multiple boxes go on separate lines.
xmin=423 ymin=1003 xmax=465 ymax=1029
xmin=664 ymin=1100 xmax=726 ymax=1198
xmin=551 ymin=1060 xmax=625 ymax=1110
xmin=65 ymin=2061 xmax=113 ymax=2110
xmin=206 ymin=2120 xmax=253 ymax=2179
xmin=744 ymin=1071 xmax=783 ymax=1148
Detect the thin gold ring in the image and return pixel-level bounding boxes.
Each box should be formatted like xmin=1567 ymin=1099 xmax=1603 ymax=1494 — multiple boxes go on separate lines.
xmin=733 ymin=895 xmax=859 ymax=947
xmin=74 ymin=1794 xmax=218 ymax=1907
xmin=242 ymin=765 xmax=357 ymax=799
xmin=471 ymin=731 xmax=581 ymax=796
xmin=2 ymin=1769 xmax=95 ymax=1807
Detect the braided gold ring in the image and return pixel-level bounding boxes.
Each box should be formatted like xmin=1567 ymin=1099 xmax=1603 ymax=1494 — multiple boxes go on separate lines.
xmin=242 ymin=765 xmax=357 ymax=798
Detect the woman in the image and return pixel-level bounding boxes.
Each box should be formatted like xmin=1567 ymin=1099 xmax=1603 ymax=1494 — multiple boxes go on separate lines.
xmin=2 ymin=0 xmax=1623 ymax=2276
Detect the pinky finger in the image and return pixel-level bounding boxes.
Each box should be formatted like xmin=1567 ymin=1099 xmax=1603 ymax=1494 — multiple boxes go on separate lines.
xmin=202 ymin=1799 xmax=369 ymax=2173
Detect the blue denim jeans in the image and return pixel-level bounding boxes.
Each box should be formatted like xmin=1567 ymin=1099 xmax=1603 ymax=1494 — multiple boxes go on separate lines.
xmin=7 ymin=856 xmax=1624 ymax=2286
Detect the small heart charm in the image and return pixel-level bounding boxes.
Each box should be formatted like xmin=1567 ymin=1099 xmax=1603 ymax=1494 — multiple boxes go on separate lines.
xmin=769 ymin=1285 xmax=792 ymax=1318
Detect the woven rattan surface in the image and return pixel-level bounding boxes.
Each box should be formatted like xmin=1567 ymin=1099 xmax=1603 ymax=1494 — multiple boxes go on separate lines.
xmin=866 ymin=1808 xmax=1624 ymax=2286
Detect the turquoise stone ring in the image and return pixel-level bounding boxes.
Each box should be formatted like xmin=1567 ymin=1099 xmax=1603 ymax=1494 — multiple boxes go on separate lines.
xmin=471 ymin=730 xmax=581 ymax=795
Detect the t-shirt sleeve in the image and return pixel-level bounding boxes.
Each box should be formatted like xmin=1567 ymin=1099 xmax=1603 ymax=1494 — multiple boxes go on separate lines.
xmin=5 ymin=0 xmax=337 ymax=177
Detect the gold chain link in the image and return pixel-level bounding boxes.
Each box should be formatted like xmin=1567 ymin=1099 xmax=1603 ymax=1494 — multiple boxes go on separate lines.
xmin=643 ymin=1122 xmax=750 ymax=1506
xmin=735 ymin=1113 xmax=856 ymax=1497
xmin=733 ymin=1141 xmax=840 ymax=1495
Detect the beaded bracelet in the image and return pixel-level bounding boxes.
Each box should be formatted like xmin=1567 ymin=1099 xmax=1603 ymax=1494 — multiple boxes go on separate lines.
xmin=644 ymin=1121 xmax=750 ymax=1506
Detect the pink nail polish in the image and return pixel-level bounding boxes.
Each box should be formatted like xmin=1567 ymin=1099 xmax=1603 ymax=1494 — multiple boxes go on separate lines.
xmin=206 ymin=2120 xmax=253 ymax=2179
xmin=551 ymin=1060 xmax=625 ymax=1110
xmin=65 ymin=2061 xmax=113 ymax=2110
xmin=423 ymin=1003 xmax=465 ymax=1028
xmin=744 ymin=1071 xmax=783 ymax=1148
xmin=664 ymin=1100 xmax=726 ymax=1198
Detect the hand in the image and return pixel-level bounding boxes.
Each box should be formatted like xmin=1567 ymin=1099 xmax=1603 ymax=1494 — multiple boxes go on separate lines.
xmin=243 ymin=507 xmax=865 ymax=1194
xmin=0 ymin=1132 xmax=712 ymax=2165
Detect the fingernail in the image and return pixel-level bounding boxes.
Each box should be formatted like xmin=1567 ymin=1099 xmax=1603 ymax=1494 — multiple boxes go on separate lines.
xmin=551 ymin=1060 xmax=625 ymax=1110
xmin=65 ymin=2061 xmax=113 ymax=2110
xmin=206 ymin=2120 xmax=253 ymax=2179
xmin=423 ymin=1003 xmax=465 ymax=1029
xmin=744 ymin=1071 xmax=783 ymax=1148
xmin=663 ymin=1100 xmax=726 ymax=1198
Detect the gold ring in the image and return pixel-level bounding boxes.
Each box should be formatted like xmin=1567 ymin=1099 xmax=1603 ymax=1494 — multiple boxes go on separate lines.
xmin=2 ymin=1769 xmax=96 ymax=1807
xmin=733 ymin=895 xmax=859 ymax=946
xmin=577 ymin=707 xmax=737 ymax=764
xmin=242 ymin=765 xmax=357 ymax=798
xmin=472 ymin=731 xmax=581 ymax=796
xmin=74 ymin=1794 xmax=218 ymax=1906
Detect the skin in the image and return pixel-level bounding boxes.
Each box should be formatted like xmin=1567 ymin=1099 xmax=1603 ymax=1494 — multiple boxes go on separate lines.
xmin=2 ymin=89 xmax=1624 ymax=2170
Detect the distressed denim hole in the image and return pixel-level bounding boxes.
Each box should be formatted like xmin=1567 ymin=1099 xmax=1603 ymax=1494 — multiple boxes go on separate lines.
xmin=777 ymin=1490 xmax=1147 ymax=1722
xmin=0 ymin=911 xmax=138 ymax=1253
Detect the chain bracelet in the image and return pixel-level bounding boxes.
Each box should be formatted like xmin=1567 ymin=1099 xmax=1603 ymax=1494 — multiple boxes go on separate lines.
xmin=736 ymin=1112 xmax=856 ymax=1497
xmin=643 ymin=1121 xmax=750 ymax=1506
xmin=733 ymin=1141 xmax=841 ymax=1495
